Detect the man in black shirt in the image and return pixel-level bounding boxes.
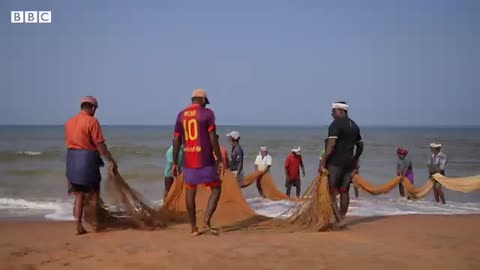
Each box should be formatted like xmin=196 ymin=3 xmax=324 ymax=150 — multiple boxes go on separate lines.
xmin=320 ymin=101 xmax=364 ymax=228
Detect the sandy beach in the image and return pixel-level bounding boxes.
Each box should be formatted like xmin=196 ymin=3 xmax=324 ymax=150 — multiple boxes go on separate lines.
xmin=1 ymin=215 xmax=479 ymax=270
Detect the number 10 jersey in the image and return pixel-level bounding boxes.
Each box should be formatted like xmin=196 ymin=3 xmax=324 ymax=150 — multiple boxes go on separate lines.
xmin=174 ymin=103 xmax=217 ymax=169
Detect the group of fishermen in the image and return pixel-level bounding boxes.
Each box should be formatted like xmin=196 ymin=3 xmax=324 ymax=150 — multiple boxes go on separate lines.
xmin=164 ymin=133 xmax=306 ymax=200
xmin=64 ymin=89 xmax=449 ymax=235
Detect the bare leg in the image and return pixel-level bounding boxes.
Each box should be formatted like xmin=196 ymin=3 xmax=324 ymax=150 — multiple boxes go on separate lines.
xmin=433 ymin=185 xmax=440 ymax=203
xmin=296 ymin=181 xmax=301 ymax=198
xmin=185 ymin=188 xmax=198 ymax=234
xmin=340 ymin=192 xmax=350 ymax=217
xmin=399 ymin=184 xmax=405 ymax=197
xmin=205 ymin=185 xmax=222 ymax=228
xmin=164 ymin=177 xmax=174 ymax=201
xmin=256 ymin=176 xmax=264 ymax=197
xmin=286 ymin=183 xmax=291 ymax=197
xmin=74 ymin=193 xmax=87 ymax=235
xmin=330 ymin=193 xmax=345 ymax=228
xmin=91 ymin=192 xmax=101 ymax=232
xmin=437 ymin=185 xmax=446 ymax=204
xmin=354 ymin=185 xmax=359 ymax=199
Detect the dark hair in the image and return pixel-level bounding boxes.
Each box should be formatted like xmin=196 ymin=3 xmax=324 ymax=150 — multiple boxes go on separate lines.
xmin=80 ymin=102 xmax=95 ymax=110
xmin=191 ymin=97 xmax=204 ymax=103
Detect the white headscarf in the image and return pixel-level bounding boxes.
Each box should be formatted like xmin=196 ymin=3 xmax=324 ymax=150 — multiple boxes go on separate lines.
xmin=332 ymin=102 xmax=349 ymax=110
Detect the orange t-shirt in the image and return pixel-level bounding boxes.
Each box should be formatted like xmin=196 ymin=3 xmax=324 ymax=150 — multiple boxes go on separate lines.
xmin=65 ymin=111 xmax=106 ymax=151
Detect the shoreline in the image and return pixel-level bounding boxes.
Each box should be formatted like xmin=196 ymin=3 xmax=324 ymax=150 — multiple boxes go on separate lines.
xmin=1 ymin=214 xmax=480 ymax=269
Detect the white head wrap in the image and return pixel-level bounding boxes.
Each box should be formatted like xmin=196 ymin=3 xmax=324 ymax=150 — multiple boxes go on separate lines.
xmin=260 ymin=146 xmax=267 ymax=152
xmin=292 ymin=147 xmax=301 ymax=153
xmin=332 ymin=102 xmax=349 ymax=110
xmin=430 ymin=143 xmax=442 ymax=148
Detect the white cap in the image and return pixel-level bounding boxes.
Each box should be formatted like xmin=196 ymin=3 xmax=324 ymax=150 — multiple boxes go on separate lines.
xmin=292 ymin=146 xmax=301 ymax=153
xmin=226 ymin=131 xmax=240 ymax=140
xmin=430 ymin=143 xmax=442 ymax=148
xmin=260 ymin=146 xmax=267 ymax=151
xmin=332 ymin=102 xmax=349 ymax=110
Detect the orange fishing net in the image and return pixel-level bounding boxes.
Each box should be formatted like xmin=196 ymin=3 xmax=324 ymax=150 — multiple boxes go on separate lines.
xmin=160 ymin=171 xmax=258 ymax=227
xmin=91 ymin=167 xmax=480 ymax=233
xmin=241 ymin=171 xmax=291 ymax=201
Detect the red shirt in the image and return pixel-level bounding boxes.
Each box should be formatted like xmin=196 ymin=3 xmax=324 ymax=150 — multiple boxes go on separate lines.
xmin=65 ymin=111 xmax=105 ymax=150
xmin=174 ymin=104 xmax=216 ymax=168
xmin=285 ymin=153 xmax=303 ymax=180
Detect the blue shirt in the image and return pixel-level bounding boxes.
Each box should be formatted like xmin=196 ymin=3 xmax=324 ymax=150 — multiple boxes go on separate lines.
xmin=229 ymin=144 xmax=244 ymax=172
xmin=165 ymin=145 xmax=184 ymax=177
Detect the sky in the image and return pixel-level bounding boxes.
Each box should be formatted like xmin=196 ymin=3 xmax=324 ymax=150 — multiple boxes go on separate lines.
xmin=1 ymin=0 xmax=479 ymax=126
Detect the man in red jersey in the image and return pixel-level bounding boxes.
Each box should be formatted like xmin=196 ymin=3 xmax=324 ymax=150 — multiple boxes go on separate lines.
xmin=172 ymin=88 xmax=225 ymax=236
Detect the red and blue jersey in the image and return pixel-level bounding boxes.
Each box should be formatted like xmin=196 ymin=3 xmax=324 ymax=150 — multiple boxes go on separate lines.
xmin=174 ymin=104 xmax=217 ymax=169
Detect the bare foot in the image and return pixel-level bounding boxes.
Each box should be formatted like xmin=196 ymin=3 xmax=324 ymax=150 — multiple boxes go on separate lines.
xmin=191 ymin=227 xmax=201 ymax=236
xmin=202 ymin=224 xmax=219 ymax=235
xmin=76 ymin=226 xmax=88 ymax=235
xmin=333 ymin=221 xmax=348 ymax=231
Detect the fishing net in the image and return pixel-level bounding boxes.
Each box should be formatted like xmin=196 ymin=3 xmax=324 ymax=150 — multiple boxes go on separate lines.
xmin=352 ymin=175 xmax=403 ymax=195
xmin=160 ymin=171 xmax=259 ymax=227
xmin=86 ymin=165 xmax=480 ymax=233
xmin=240 ymin=171 xmax=264 ymax=188
xmin=351 ymin=173 xmax=480 ymax=199
xmin=433 ymin=174 xmax=480 ymax=192
xmin=259 ymin=173 xmax=291 ymax=201
xmin=283 ymin=173 xmax=334 ymax=231
xmin=240 ymin=171 xmax=291 ymax=201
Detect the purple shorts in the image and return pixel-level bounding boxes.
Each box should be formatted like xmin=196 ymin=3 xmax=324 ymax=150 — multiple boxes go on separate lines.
xmin=183 ymin=166 xmax=220 ymax=186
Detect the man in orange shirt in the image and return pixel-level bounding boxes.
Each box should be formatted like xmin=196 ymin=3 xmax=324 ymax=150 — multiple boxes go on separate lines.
xmin=65 ymin=96 xmax=117 ymax=235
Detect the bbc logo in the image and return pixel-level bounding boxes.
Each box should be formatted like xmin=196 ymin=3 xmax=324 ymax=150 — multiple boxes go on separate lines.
xmin=11 ymin=11 xmax=52 ymax=24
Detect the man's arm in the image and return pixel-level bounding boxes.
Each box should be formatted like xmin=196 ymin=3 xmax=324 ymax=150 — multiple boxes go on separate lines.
xmin=238 ymin=150 xmax=244 ymax=174
xmin=96 ymin=142 xmax=114 ymax=162
xmin=173 ymin=137 xmax=181 ymax=166
xmin=300 ymin=157 xmax=305 ymax=176
xmin=354 ymin=141 xmax=364 ymax=161
xmin=438 ymin=155 xmax=447 ymax=172
xmin=285 ymin=157 xmax=290 ymax=178
xmin=209 ymin=132 xmax=223 ymax=165
xmin=321 ymin=138 xmax=336 ymax=168
xmin=353 ymin=129 xmax=364 ymax=164
xmin=254 ymin=156 xmax=260 ymax=171
xmin=172 ymin=114 xmax=183 ymax=175
xmin=91 ymin=120 xmax=116 ymax=169
xmin=264 ymin=156 xmax=272 ymax=173
xmin=322 ymin=121 xmax=340 ymax=169
xmin=427 ymin=158 xmax=433 ymax=175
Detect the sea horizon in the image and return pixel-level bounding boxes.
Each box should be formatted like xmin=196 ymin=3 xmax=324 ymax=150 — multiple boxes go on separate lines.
xmin=1 ymin=124 xmax=480 ymax=128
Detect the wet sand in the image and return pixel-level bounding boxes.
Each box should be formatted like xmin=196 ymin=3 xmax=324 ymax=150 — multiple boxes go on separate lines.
xmin=1 ymin=215 xmax=479 ymax=270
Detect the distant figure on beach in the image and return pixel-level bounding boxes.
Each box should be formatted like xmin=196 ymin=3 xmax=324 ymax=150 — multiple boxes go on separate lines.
xmin=164 ymin=140 xmax=184 ymax=201
xmin=428 ymin=143 xmax=448 ymax=204
xmin=227 ymin=131 xmax=244 ymax=185
xmin=65 ymin=96 xmax=117 ymax=235
xmin=254 ymin=146 xmax=272 ymax=197
xmin=213 ymin=134 xmax=229 ymax=170
xmin=321 ymin=101 xmax=364 ymax=228
xmin=172 ymin=89 xmax=225 ymax=235
xmin=396 ymin=147 xmax=414 ymax=199
xmin=285 ymin=147 xmax=305 ymax=198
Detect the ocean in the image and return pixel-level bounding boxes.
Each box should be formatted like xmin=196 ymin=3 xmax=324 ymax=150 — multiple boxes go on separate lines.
xmin=1 ymin=125 xmax=480 ymax=221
